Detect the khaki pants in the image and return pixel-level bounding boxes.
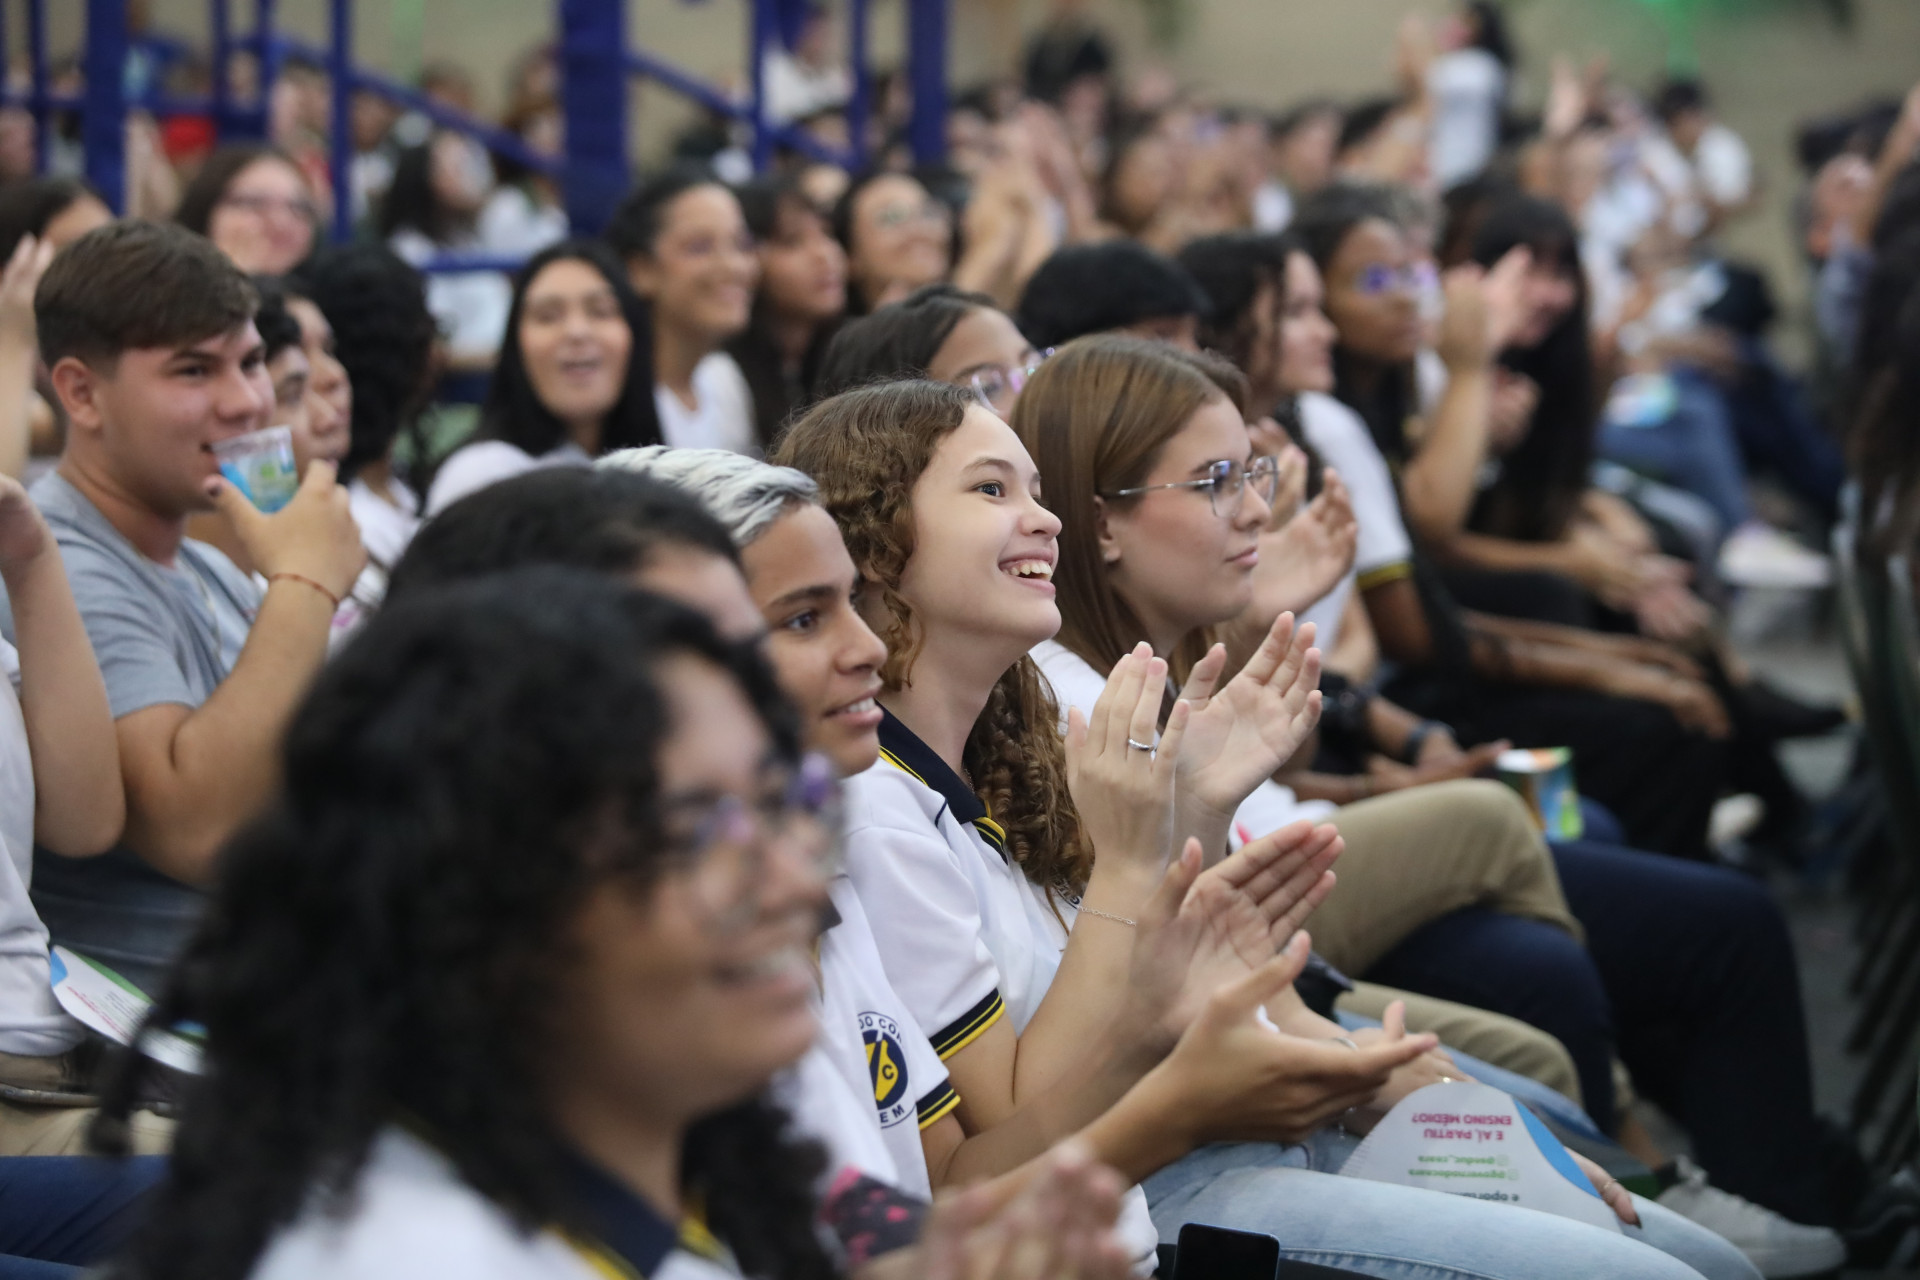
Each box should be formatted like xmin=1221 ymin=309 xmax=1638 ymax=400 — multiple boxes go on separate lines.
xmin=1301 ymin=779 xmax=1581 ymax=978
xmin=0 ymin=1048 xmax=173 ymax=1156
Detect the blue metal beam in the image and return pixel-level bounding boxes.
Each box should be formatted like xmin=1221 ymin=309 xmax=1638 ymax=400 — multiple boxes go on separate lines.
xmin=82 ymin=0 xmax=127 ymax=211
xmin=749 ymin=0 xmax=775 ymax=171
xmin=846 ymin=0 xmax=870 ymax=169
xmin=272 ymin=35 xmax=561 ymax=177
xmin=328 ymin=0 xmax=352 ymax=241
xmin=560 ymin=0 xmax=628 ymax=236
xmin=906 ymin=0 xmax=947 ymax=167
xmin=26 ymin=0 xmax=47 ymax=177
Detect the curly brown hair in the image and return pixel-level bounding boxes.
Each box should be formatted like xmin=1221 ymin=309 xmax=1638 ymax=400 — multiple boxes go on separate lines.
xmin=772 ymin=380 xmax=1093 ymax=893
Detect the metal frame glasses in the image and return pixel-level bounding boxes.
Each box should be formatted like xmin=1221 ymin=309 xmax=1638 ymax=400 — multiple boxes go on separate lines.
xmin=1104 ymin=455 xmax=1281 ymax=518
xmin=967 ymin=348 xmax=1054 ymax=417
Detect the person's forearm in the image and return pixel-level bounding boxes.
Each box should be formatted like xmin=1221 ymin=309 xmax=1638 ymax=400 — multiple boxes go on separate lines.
xmin=1010 ymin=860 xmax=1162 ymax=1104
xmin=5 ymin=551 xmax=121 ymax=855
xmin=1428 ymin=530 xmax=1577 ymax=579
xmin=1467 ymin=624 xmax=1627 ymax=695
xmin=121 ymin=579 xmax=335 ymax=880
xmin=1464 ymin=610 xmax=1645 ymax=660
xmin=933 ymin=1031 xmax=1166 ymax=1186
xmin=1399 ymin=366 xmax=1493 ymax=541
xmin=1282 ymin=770 xmax=1384 ymax=805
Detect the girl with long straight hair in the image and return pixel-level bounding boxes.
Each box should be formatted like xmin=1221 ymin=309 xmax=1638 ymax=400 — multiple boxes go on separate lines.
xmin=1265 ymin=237 xmax=1852 ymax=1255
xmin=426 ymin=240 xmax=660 ymax=514
xmin=774 ymin=378 xmax=1755 ymax=1280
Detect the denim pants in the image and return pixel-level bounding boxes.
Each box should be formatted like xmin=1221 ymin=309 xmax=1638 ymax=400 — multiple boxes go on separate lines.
xmin=1141 ymin=1133 xmax=1759 ymax=1280
xmin=0 ymin=1156 xmax=167 ymax=1278
xmin=1597 ymin=369 xmax=1753 ymax=534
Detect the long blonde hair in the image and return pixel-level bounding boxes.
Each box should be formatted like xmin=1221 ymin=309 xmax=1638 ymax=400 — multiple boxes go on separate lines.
xmin=772 ymin=380 xmax=1093 ymax=892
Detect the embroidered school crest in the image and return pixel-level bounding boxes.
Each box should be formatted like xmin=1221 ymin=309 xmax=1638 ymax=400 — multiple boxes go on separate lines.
xmin=860 ymin=1011 xmax=912 ymax=1127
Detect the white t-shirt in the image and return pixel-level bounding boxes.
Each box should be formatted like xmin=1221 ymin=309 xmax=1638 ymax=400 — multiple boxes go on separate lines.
xmin=655 ymin=354 xmax=758 ymax=456
xmin=1426 ymin=47 xmax=1506 ymax=190
xmin=0 ymin=639 xmax=84 ymax=1057
xmin=1296 ymin=391 xmax=1415 ymax=655
xmin=841 ymin=710 xmax=1158 ymax=1272
xmin=425 ymin=441 xmax=592 ymax=516
xmin=1693 ymin=123 xmax=1753 ymax=210
xmin=252 ymin=1127 xmax=740 ymax=1280
xmin=783 ymin=874 xmax=959 ymax=1200
xmin=389 ymin=229 xmax=514 ymax=365
xmin=1028 ymin=641 xmax=1335 ymax=852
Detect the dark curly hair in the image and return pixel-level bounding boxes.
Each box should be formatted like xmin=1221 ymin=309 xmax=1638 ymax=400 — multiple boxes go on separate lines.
xmin=773 ymin=380 xmax=1091 ymax=894
xmin=96 ymin=570 xmax=834 ymax=1280
xmin=291 ymin=243 xmax=438 ymax=487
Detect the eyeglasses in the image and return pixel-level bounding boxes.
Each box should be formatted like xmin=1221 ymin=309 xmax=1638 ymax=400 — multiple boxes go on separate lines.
xmin=870 ymin=200 xmax=952 ymax=231
xmin=1105 ymin=455 xmax=1281 ymax=518
xmin=1351 ymin=263 xmax=1434 ymax=297
xmin=220 ymin=192 xmax=320 ymax=223
xmin=967 ymin=349 xmax=1053 ymax=417
xmin=661 ymin=752 xmax=842 ymax=929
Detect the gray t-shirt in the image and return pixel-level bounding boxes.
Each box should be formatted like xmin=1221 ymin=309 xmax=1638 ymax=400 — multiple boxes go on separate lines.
xmin=0 ymin=472 xmax=260 ymax=995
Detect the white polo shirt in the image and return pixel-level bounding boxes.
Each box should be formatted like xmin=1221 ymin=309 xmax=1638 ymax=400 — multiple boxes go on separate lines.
xmin=251 ymin=1127 xmax=740 ymax=1280
xmin=841 ymin=709 xmax=1158 ymax=1272
xmin=786 ymin=874 xmax=959 ymax=1200
xmin=1295 ymin=390 xmax=1414 ymax=654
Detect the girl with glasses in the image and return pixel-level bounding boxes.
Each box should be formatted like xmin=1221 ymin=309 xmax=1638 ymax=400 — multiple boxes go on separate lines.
xmin=816 ymin=285 xmax=1043 ymax=419
xmin=774 ymin=377 xmax=1751 ymax=1280
xmin=176 ymin=145 xmax=319 ymax=278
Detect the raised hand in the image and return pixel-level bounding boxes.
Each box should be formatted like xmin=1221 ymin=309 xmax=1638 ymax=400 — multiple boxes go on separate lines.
xmin=1229 ymin=470 xmax=1358 ymax=658
xmin=0 ymin=234 xmax=52 ymax=346
xmin=1120 ymin=826 xmax=1341 ymax=1052
xmin=1064 ymin=643 xmax=1191 ymax=877
xmin=1170 ymin=615 xmax=1323 ymax=834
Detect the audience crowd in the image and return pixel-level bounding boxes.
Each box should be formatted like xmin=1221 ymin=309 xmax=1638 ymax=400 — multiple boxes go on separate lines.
xmin=0 ymin=1 xmax=1916 ymax=1277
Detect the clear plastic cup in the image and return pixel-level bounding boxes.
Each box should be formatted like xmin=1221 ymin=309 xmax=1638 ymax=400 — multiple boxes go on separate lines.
xmin=210 ymin=426 xmax=299 ymax=514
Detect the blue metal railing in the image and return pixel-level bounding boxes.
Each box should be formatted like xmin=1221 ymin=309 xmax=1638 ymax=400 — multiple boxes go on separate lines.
xmin=9 ymin=0 xmax=949 ymax=253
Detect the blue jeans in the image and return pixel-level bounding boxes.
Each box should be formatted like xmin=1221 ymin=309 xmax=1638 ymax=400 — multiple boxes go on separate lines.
xmin=0 ymin=1156 xmax=167 ymax=1278
xmin=1141 ymin=1136 xmax=1758 ymax=1280
xmin=1598 ymin=369 xmax=1752 ymax=534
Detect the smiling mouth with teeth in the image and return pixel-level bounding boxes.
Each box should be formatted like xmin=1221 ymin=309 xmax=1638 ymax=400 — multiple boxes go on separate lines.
xmin=1005 ymin=561 xmax=1053 ymax=580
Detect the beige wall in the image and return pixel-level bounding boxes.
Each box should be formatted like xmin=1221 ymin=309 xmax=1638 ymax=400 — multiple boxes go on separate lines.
xmin=48 ymin=0 xmax=1920 ymax=303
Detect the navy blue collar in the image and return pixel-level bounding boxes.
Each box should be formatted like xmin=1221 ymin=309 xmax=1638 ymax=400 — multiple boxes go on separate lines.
xmin=557 ymin=1146 xmax=683 ymax=1278
xmin=876 ymin=708 xmax=1006 ymax=856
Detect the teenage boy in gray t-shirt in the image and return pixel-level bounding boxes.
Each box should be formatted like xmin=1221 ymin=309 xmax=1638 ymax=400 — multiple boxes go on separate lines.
xmin=9 ymin=221 xmax=364 ymax=997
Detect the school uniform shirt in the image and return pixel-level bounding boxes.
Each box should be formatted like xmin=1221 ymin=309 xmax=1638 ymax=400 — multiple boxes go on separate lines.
xmin=251 ymin=1127 xmax=741 ymax=1280
xmin=840 ymin=710 xmax=1159 ymax=1273
xmin=1028 ymin=641 xmax=1335 ymax=851
xmin=781 ymin=875 xmax=959 ymax=1200
xmin=425 ymin=441 xmax=592 ymax=517
xmin=1295 ymin=390 xmax=1414 ymax=656
xmin=654 ymin=354 xmax=757 ymax=456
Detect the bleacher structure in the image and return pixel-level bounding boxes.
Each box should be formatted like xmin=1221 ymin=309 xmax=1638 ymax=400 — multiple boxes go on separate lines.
xmin=3 ymin=0 xmax=949 ymax=245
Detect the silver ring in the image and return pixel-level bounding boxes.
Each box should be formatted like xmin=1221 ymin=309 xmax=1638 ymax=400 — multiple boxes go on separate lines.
xmin=1127 ymin=738 xmax=1155 ymax=751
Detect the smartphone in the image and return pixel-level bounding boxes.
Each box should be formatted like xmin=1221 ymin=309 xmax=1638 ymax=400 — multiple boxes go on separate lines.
xmin=1173 ymin=1224 xmax=1280 ymax=1280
